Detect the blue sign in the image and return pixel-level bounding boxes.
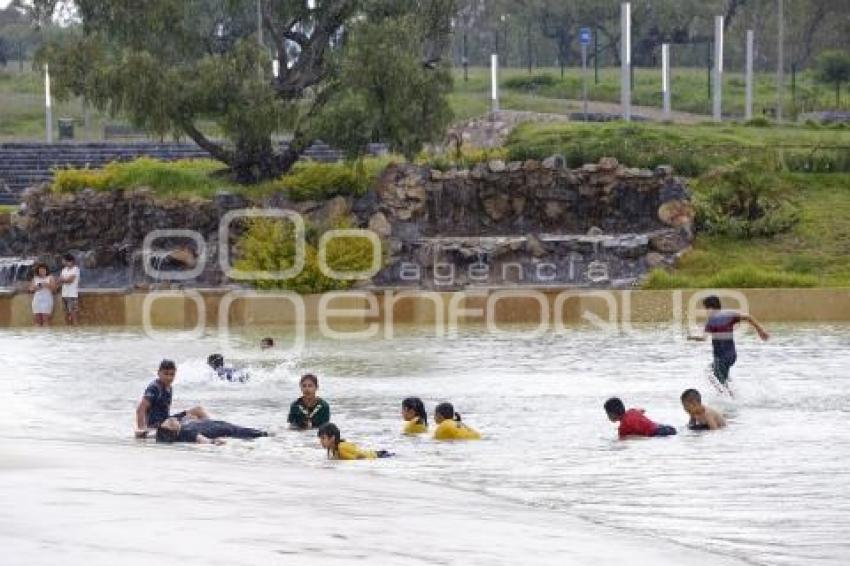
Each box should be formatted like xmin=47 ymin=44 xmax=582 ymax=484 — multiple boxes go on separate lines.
xmin=580 ymin=27 xmax=591 ymax=46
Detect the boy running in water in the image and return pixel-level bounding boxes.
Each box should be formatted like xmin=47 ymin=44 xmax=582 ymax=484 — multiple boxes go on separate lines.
xmin=688 ymin=295 xmax=769 ymax=395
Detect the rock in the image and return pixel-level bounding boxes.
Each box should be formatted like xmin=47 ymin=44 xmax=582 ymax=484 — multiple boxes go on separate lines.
xmin=368 ymin=211 xmax=392 ymax=238
xmin=511 ymin=196 xmax=526 ymax=215
xmin=649 ymin=231 xmax=690 ymax=254
xmin=507 ymin=161 xmax=524 ymax=172
xmin=658 ymin=199 xmax=695 ymax=228
xmin=659 ymin=179 xmax=689 ymax=203
xmin=587 ymin=226 xmax=604 ymax=236
xmin=525 ymin=234 xmax=547 ymax=257
xmin=482 ymin=193 xmax=511 ymax=221
xmin=598 ymin=157 xmax=619 ymax=171
xmin=167 ymin=247 xmax=197 ymax=269
xmin=488 ymin=159 xmax=506 ymax=173
xmin=646 ymin=252 xmax=666 ymax=268
xmin=655 ymin=165 xmax=674 ymax=177
xmin=542 ymin=155 xmax=566 ymax=169
xmin=544 ymin=200 xmax=566 ymax=219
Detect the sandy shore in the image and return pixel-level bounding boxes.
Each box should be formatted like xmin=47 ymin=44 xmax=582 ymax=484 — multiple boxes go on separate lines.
xmin=0 ymin=438 xmax=748 ymax=566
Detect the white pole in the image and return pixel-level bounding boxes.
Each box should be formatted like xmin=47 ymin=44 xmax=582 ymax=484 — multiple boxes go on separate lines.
xmin=581 ymin=41 xmax=588 ymax=120
xmin=662 ymin=43 xmax=671 ymax=119
xmin=776 ymin=0 xmax=784 ymax=122
xmin=713 ymin=15 xmax=723 ymax=122
xmin=745 ymin=30 xmax=754 ymax=121
xmin=621 ymin=2 xmax=631 ymax=121
xmin=44 ymin=63 xmax=53 ymax=144
xmin=491 ymin=53 xmax=499 ymax=113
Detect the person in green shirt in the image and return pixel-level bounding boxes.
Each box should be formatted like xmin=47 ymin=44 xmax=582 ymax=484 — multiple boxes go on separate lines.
xmin=287 ymin=373 xmax=331 ymax=430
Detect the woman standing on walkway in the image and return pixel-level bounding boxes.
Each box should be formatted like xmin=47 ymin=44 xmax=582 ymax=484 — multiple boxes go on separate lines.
xmin=29 ymin=263 xmax=56 ymax=326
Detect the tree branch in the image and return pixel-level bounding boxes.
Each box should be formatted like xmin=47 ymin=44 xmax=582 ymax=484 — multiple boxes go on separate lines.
xmin=179 ymin=120 xmax=234 ymax=166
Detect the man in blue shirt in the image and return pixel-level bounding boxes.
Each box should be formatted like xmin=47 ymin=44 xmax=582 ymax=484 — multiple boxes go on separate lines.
xmin=135 ymin=359 xmax=208 ymax=438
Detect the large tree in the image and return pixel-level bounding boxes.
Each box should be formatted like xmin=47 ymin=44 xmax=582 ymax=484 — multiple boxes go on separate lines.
xmin=37 ymin=0 xmax=454 ymax=182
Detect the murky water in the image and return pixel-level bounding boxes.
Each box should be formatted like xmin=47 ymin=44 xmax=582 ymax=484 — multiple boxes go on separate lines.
xmin=2 ymin=323 xmax=849 ymax=565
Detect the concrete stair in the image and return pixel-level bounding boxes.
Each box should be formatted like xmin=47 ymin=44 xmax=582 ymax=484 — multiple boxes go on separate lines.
xmin=0 ymin=140 xmax=368 ymax=204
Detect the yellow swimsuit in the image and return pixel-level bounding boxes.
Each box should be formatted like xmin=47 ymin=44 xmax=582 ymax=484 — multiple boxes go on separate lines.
xmin=403 ymin=419 xmax=428 ymax=435
xmin=335 ymin=441 xmax=377 ymax=460
xmin=434 ymin=419 xmax=481 ymax=440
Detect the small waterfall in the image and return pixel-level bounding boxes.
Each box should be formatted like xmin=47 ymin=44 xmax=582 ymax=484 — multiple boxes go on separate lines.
xmin=0 ymin=257 xmax=35 ymax=288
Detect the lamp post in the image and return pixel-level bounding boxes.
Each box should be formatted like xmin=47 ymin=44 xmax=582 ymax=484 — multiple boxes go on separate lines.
xmin=745 ymin=30 xmax=754 ymax=121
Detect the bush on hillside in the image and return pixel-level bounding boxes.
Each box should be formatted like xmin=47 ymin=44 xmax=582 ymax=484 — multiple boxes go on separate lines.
xmin=694 ymin=160 xmax=800 ymax=239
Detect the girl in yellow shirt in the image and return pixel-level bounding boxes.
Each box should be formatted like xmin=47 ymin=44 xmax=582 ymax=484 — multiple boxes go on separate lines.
xmin=401 ymin=397 xmax=428 ymax=435
xmin=433 ymin=402 xmax=481 ymax=440
xmin=317 ymin=423 xmax=392 ymax=460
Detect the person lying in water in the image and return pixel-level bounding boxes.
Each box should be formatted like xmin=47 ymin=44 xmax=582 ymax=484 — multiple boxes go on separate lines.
xmin=604 ymin=397 xmax=677 ymax=439
xmin=317 ymin=423 xmax=392 ymax=460
xmin=680 ymin=388 xmax=726 ymax=431
xmin=207 ymin=354 xmax=249 ymax=383
xmin=288 ymin=373 xmax=331 ymax=430
xmin=156 ymin=417 xmax=270 ymax=444
xmin=433 ymin=402 xmax=481 ymax=440
xmin=135 ymin=359 xmax=208 ymax=438
xmin=401 ymin=397 xmax=429 ymax=435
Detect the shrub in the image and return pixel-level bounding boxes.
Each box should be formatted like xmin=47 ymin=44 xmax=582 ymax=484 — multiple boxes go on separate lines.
xmin=694 ymin=160 xmax=800 ymax=238
xmin=503 ymin=73 xmax=558 ymax=91
xmin=52 ymin=158 xmax=231 ymax=197
xmin=417 ymin=146 xmax=508 ymax=171
xmin=745 ymin=117 xmax=773 ymax=128
xmin=280 ymin=156 xmax=400 ymax=201
xmin=234 ymin=217 xmax=382 ymax=294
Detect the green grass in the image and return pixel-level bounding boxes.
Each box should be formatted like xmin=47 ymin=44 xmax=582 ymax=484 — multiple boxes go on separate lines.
xmin=0 ymin=204 xmax=19 ymax=214
xmin=0 ymin=66 xmax=222 ymax=141
xmin=505 ymin=120 xmax=850 ymax=176
xmin=452 ymin=66 xmax=844 ymax=119
xmin=645 ymin=173 xmax=850 ymax=288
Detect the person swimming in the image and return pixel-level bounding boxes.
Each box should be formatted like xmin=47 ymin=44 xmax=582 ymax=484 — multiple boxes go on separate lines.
xmin=401 ymin=397 xmax=428 ymax=435
xmin=207 ymin=354 xmax=249 ymax=383
xmin=603 ymin=397 xmax=677 ymax=439
xmin=288 ymin=374 xmax=331 ymax=430
xmin=155 ymin=417 xmax=269 ymax=444
xmin=680 ymin=389 xmax=727 ymax=431
xmin=260 ymin=337 xmax=274 ymax=350
xmin=316 ymin=423 xmax=392 ymax=460
xmin=433 ymin=402 xmax=481 ymax=440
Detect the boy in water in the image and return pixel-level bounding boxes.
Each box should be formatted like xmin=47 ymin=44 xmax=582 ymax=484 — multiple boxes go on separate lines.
xmin=287 ymin=374 xmax=331 ymax=430
xmin=680 ymin=389 xmax=726 ymax=431
xmin=156 ymin=417 xmax=269 ymax=445
xmin=688 ymin=295 xmax=769 ymax=394
xmin=603 ymin=397 xmax=676 ymax=439
xmin=135 ymin=359 xmax=208 ymax=438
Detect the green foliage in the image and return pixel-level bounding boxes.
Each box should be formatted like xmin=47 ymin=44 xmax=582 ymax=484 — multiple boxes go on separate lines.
xmin=51 ymin=157 xmax=233 ymax=198
xmin=744 ymin=117 xmax=773 ymax=128
xmin=693 ymin=161 xmax=800 ymax=239
xmin=643 ymin=266 xmax=818 ymax=289
xmin=505 ymin=121 xmax=850 ymax=176
xmin=503 ymin=73 xmax=559 ymax=91
xmin=234 ymin=218 xmax=382 ymax=294
xmin=280 ymin=162 xmax=370 ymax=201
xmin=312 ymin=10 xmax=454 ymax=159
xmin=37 ymin=0 xmax=454 ymax=181
xmin=416 ymin=146 xmax=509 ymax=171
xmin=645 ymin=173 xmax=850 ymax=289
xmin=814 ymin=49 xmax=850 ymax=106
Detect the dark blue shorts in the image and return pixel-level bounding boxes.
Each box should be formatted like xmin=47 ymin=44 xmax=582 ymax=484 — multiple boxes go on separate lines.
xmin=712 ymin=354 xmax=737 ymax=385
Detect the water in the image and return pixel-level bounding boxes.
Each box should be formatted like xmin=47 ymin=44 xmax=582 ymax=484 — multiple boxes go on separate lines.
xmin=2 ymin=323 xmax=849 ymax=565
